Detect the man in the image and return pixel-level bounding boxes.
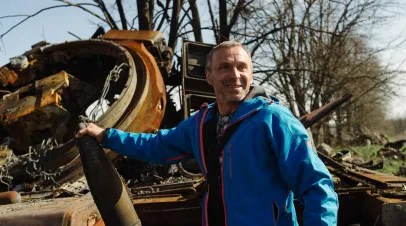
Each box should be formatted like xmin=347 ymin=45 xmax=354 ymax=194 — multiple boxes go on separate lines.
xmin=77 ymin=41 xmax=339 ymax=226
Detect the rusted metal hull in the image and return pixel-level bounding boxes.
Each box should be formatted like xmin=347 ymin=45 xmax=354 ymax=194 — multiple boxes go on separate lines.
xmin=0 ymin=194 xmax=101 ymax=226
xmin=0 ymin=31 xmax=167 ymax=225
xmin=134 ymin=196 xmax=201 ymax=226
xmin=0 ymin=31 xmax=167 ymax=183
xmin=336 ymin=192 xmax=406 ymax=226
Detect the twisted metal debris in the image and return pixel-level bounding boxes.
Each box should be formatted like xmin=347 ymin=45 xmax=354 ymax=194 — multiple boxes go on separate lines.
xmin=0 ymin=137 xmax=72 ymax=191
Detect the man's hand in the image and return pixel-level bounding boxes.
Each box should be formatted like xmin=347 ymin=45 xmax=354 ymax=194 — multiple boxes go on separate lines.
xmin=76 ymin=123 xmax=105 ymax=143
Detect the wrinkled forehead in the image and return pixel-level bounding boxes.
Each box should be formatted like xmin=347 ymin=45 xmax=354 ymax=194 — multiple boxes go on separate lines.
xmin=212 ymin=46 xmax=251 ymax=65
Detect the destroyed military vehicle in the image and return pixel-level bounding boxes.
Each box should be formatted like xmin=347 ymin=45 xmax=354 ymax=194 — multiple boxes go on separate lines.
xmin=0 ymin=30 xmax=405 ymax=226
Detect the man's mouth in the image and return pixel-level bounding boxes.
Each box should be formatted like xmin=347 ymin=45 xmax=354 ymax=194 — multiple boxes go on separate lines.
xmin=225 ymin=85 xmax=242 ymax=88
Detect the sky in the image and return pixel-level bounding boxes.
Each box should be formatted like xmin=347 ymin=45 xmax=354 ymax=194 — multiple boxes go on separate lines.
xmin=0 ymin=0 xmax=405 ymax=118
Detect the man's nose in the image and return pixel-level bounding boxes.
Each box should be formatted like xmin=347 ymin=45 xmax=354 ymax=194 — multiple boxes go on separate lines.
xmin=228 ymin=67 xmax=240 ymax=79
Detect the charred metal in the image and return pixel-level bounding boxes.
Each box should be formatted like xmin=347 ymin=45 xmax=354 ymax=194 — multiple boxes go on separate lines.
xmin=0 ymin=30 xmax=404 ymax=226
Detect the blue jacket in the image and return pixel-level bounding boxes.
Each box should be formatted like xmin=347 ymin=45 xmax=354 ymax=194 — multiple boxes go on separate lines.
xmin=102 ymin=96 xmax=339 ymax=226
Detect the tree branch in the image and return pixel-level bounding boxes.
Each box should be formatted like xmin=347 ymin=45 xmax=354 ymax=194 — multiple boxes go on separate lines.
xmin=156 ymin=0 xmax=171 ymax=31
xmin=188 ymin=0 xmax=202 ymax=42
xmin=219 ymin=0 xmax=228 ymax=42
xmin=56 ymin=1 xmax=109 ymax=24
xmin=168 ymin=0 xmax=183 ymax=49
xmin=0 ymin=15 xmax=29 ymax=19
xmin=228 ymin=0 xmax=249 ymax=30
xmin=115 ymin=0 xmax=127 ymax=30
xmin=68 ymin=31 xmax=82 ymax=40
xmin=137 ymin=0 xmax=152 ymax=30
xmin=1 ymin=3 xmax=105 ymax=39
xmin=93 ymin=0 xmax=119 ymax=29
xmin=207 ymin=0 xmax=219 ymax=43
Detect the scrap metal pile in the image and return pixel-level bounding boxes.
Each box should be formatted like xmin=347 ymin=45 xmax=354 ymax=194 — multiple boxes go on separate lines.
xmin=0 ymin=40 xmax=130 ymax=196
xmin=0 ymin=31 xmax=404 ymax=226
xmin=0 ymin=32 xmax=204 ymax=226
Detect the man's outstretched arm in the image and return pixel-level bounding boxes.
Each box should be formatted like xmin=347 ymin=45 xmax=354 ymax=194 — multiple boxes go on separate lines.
xmin=76 ymin=115 xmax=197 ymax=164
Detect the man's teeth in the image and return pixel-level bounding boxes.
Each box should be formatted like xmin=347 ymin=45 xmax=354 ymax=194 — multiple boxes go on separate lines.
xmin=227 ymin=85 xmax=241 ymax=88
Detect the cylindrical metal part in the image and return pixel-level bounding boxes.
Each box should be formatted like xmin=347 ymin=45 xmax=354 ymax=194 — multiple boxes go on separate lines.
xmin=0 ymin=191 xmax=21 ymax=205
xmin=76 ymin=132 xmax=141 ymax=226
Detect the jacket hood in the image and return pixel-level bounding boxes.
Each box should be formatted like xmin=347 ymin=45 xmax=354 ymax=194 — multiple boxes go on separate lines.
xmin=244 ymin=85 xmax=269 ymax=101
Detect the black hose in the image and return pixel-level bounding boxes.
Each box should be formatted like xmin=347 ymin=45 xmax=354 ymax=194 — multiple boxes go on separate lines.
xmin=76 ymin=124 xmax=141 ymax=226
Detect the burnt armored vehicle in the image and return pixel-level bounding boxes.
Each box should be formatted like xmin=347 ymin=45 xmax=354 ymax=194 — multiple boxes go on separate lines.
xmin=0 ymin=30 xmax=405 ymax=226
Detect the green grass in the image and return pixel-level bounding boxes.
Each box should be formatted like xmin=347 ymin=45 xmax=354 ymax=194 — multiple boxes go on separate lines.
xmin=333 ymin=145 xmax=405 ymax=175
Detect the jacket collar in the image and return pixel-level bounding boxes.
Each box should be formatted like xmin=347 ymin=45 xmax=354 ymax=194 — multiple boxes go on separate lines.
xmin=202 ymin=86 xmax=279 ymax=124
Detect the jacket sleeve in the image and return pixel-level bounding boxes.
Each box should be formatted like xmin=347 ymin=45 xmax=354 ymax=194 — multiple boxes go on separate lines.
xmin=101 ymin=113 xmax=197 ymax=165
xmin=266 ymin=105 xmax=339 ymax=226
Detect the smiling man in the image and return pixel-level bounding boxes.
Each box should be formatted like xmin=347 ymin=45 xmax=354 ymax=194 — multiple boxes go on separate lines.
xmin=78 ymin=41 xmax=339 ymax=226
xmin=206 ymin=44 xmax=252 ymax=114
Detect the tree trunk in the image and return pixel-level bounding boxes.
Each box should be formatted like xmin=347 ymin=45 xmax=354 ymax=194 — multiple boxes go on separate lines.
xmin=168 ymin=0 xmax=183 ymax=50
xmin=116 ymin=0 xmax=127 ymax=30
xmin=336 ymin=108 xmax=343 ymax=146
xmin=312 ymin=123 xmax=322 ymax=146
xmin=219 ymin=0 xmax=228 ymax=42
xmin=188 ymin=0 xmax=203 ymax=42
xmin=207 ymin=0 xmax=219 ymax=43
xmin=323 ymin=117 xmax=333 ymax=145
xmin=149 ymin=0 xmax=155 ymax=29
xmin=137 ymin=0 xmax=152 ymax=30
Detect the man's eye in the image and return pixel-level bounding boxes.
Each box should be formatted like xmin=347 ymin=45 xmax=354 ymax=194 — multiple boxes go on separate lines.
xmin=220 ymin=65 xmax=229 ymax=69
xmin=238 ymin=65 xmax=248 ymax=70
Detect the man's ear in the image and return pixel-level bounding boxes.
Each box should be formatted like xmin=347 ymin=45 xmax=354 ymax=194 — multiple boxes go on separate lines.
xmin=206 ymin=70 xmax=213 ymax=86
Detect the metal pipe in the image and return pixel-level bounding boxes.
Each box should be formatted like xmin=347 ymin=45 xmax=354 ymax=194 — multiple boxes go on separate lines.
xmin=0 ymin=191 xmax=21 ymax=205
xmin=76 ymin=123 xmax=141 ymax=226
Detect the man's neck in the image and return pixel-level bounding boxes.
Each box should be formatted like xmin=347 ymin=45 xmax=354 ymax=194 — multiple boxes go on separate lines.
xmin=217 ymin=101 xmax=241 ymax=115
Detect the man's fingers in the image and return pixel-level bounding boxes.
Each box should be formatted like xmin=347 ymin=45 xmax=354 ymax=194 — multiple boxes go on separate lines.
xmin=76 ymin=128 xmax=88 ymax=138
xmin=75 ymin=123 xmax=104 ymax=143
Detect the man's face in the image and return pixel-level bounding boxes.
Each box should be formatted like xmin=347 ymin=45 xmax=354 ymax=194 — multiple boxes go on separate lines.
xmin=206 ymin=46 xmax=253 ymax=105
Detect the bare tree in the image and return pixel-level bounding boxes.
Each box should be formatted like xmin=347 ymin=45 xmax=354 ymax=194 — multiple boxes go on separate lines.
xmin=0 ymin=0 xmax=403 ymax=145
xmin=237 ymin=0 xmax=402 ymax=144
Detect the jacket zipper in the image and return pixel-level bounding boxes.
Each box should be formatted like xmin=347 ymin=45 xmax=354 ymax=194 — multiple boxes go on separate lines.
xmin=198 ymin=104 xmax=209 ymax=226
xmin=199 ymin=104 xmax=209 ymax=177
xmin=221 ymin=149 xmax=228 ymax=226
xmin=220 ymin=109 xmax=259 ymax=226
xmin=228 ymin=144 xmax=232 ymax=179
xmin=203 ymin=185 xmax=209 ymax=226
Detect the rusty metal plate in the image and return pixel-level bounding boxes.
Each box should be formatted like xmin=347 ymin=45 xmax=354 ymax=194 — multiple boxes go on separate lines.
xmin=0 ymin=71 xmax=69 ymax=123
xmin=0 ymin=66 xmax=18 ymax=86
xmin=102 ymin=30 xmax=164 ymax=45
xmin=382 ymin=201 xmax=406 ymax=226
xmin=133 ymin=194 xmax=201 ymax=226
xmin=105 ymin=40 xmax=166 ymax=134
xmin=0 ymin=194 xmax=101 ymax=226
xmin=359 ymin=173 xmax=406 ymax=184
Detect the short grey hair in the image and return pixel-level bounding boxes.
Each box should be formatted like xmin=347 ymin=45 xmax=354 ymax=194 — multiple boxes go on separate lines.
xmin=206 ymin=41 xmax=252 ymax=72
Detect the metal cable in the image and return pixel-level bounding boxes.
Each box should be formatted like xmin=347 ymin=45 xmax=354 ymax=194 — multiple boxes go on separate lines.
xmin=88 ymin=62 xmax=128 ymax=122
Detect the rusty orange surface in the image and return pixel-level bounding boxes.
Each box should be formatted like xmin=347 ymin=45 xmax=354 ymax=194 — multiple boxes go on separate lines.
xmin=102 ymin=30 xmax=164 ymax=45
xmin=94 ymin=218 xmax=105 ymax=226
xmin=0 ymin=194 xmax=100 ymax=226
xmin=359 ymin=173 xmax=406 ymax=183
xmin=133 ymin=195 xmax=191 ymax=205
xmin=0 ymin=71 xmax=70 ymax=123
xmin=350 ymin=169 xmax=406 ymax=184
xmin=101 ymin=39 xmax=166 ymax=134
xmin=0 ymin=66 xmax=18 ymax=86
